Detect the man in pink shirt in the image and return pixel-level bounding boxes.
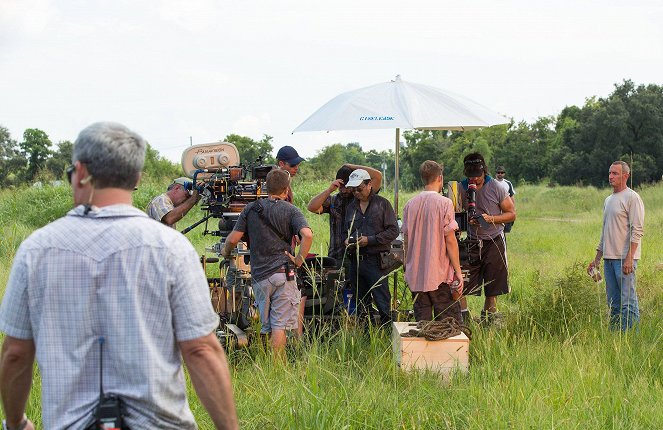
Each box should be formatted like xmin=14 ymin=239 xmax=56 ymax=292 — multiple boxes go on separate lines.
xmin=402 ymin=160 xmax=464 ymax=322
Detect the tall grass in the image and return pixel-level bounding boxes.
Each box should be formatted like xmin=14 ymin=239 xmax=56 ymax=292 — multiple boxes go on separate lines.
xmin=1 ymin=178 xmax=662 ymax=429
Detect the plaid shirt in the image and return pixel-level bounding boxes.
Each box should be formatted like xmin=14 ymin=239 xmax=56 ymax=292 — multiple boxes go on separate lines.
xmin=146 ymin=192 xmax=175 ymax=226
xmin=320 ymin=193 xmax=353 ymax=263
xmin=0 ymin=204 xmax=218 ymax=430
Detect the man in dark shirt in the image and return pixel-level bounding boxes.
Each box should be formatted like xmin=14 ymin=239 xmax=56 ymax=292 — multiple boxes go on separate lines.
xmin=307 ymin=164 xmax=383 ymax=268
xmin=343 ymin=169 xmax=399 ymax=326
xmin=222 ymin=169 xmax=313 ymax=355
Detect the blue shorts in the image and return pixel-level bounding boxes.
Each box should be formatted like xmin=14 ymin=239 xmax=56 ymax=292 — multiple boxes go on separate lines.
xmin=252 ymin=272 xmax=301 ymax=334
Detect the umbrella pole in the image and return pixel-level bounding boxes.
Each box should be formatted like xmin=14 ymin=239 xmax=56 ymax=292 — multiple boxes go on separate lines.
xmin=394 ymin=128 xmax=400 ymax=214
xmin=392 ymin=128 xmax=400 ymax=315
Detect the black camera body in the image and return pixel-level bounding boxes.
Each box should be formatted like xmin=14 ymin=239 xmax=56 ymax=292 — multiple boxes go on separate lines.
xmin=347 ymin=232 xmax=360 ymax=245
xmin=181 ymin=180 xmax=204 ymax=194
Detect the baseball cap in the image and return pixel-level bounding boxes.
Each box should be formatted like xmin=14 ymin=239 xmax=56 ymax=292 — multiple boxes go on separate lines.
xmin=496 ymin=166 xmax=506 ymax=173
xmin=463 ymin=154 xmax=486 ymax=178
xmin=346 ymin=169 xmax=371 ymax=187
xmin=336 ymin=166 xmax=353 ymax=184
xmin=173 ymin=177 xmax=189 ymax=186
xmin=276 ymin=146 xmax=304 ymax=166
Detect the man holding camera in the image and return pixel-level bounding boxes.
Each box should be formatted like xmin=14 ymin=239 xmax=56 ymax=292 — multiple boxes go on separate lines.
xmin=343 ymin=169 xmax=399 ymax=327
xmin=222 ymin=169 xmax=313 ymax=355
xmin=402 ymin=161 xmax=463 ymax=323
xmin=146 ymin=176 xmax=200 ymax=228
xmin=459 ymin=153 xmax=516 ymax=325
xmin=0 ymin=123 xmax=238 ymax=429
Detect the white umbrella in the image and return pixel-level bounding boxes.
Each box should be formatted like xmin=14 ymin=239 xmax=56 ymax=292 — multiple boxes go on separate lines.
xmin=293 ymin=75 xmax=509 ymax=213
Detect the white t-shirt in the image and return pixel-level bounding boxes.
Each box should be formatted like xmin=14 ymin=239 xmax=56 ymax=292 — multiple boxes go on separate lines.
xmin=495 ymin=178 xmax=515 ymax=197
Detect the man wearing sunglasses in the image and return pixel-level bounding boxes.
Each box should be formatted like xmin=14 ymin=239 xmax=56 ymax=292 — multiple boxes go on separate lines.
xmin=0 ymin=122 xmax=238 ymax=430
xmin=146 ymin=177 xmax=201 ymax=228
xmin=343 ymin=169 xmax=399 ymax=326
xmin=494 ymin=166 xmax=515 ymax=233
xmin=307 ymin=164 xmax=383 ymax=268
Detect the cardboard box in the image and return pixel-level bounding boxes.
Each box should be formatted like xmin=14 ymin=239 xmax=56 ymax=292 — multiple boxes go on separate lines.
xmin=392 ymin=322 xmax=469 ymax=373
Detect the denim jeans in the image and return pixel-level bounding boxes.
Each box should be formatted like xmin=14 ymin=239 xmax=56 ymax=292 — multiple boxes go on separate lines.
xmin=603 ymin=259 xmax=640 ymax=331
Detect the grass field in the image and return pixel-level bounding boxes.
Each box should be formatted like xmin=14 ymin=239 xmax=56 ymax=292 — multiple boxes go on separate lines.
xmin=1 ymin=178 xmax=662 ymax=429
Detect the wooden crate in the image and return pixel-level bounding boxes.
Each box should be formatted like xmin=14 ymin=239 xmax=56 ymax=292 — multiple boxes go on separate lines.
xmin=392 ymin=322 xmax=469 ymax=373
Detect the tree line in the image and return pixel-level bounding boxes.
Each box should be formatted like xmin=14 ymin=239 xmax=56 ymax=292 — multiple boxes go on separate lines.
xmin=2 ymin=80 xmax=661 ymax=189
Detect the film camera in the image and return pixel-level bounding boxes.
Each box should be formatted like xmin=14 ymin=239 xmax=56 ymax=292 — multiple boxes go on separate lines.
xmin=180 ymin=141 xmax=274 ymax=346
xmin=445 ymin=180 xmax=487 ymax=283
xmin=180 ymin=142 xmax=342 ymax=345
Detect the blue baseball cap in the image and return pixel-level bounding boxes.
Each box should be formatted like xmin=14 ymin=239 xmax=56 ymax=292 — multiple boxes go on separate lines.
xmin=276 ymin=146 xmax=304 ymax=166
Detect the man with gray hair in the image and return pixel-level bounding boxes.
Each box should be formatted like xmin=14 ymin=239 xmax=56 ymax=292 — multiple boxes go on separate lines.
xmin=146 ymin=177 xmax=200 ymax=228
xmin=588 ymin=160 xmax=644 ymax=331
xmin=0 ymin=122 xmax=238 ymax=429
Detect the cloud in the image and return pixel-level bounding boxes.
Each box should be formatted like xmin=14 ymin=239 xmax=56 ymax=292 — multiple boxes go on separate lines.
xmin=0 ymin=0 xmax=59 ymax=40
xmin=231 ymin=114 xmax=273 ymax=140
xmin=157 ymin=0 xmax=226 ymax=33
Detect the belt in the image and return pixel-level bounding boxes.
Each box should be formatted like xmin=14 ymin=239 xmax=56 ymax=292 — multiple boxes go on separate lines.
xmin=348 ymin=253 xmax=380 ymax=261
xmin=274 ymin=268 xmax=286 ymax=273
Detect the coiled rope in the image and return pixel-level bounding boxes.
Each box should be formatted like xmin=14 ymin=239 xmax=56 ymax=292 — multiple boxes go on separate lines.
xmin=402 ymin=317 xmax=472 ymax=341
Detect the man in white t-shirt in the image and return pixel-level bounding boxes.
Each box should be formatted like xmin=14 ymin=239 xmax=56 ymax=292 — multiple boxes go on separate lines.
xmin=495 ymin=166 xmax=515 ymax=233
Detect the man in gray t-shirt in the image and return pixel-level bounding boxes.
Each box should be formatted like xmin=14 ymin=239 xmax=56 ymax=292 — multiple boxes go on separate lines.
xmin=458 ymin=153 xmax=516 ymax=325
xmin=222 ymin=169 xmax=313 ymax=355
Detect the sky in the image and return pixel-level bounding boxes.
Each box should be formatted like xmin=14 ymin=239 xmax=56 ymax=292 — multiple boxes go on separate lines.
xmin=1 ymin=0 xmax=662 ymax=164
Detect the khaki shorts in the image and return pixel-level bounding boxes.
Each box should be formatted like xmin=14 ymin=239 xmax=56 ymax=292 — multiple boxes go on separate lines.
xmin=253 ymin=272 xmax=301 ymax=334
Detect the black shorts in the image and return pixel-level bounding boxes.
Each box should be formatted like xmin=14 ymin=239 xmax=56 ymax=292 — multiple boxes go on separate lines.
xmin=465 ymin=235 xmax=509 ymax=297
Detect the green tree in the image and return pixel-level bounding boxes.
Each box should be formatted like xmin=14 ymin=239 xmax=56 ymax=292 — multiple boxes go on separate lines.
xmin=0 ymin=126 xmax=26 ymax=186
xmin=401 ymin=130 xmax=451 ymax=187
xmin=224 ymin=134 xmax=274 ymax=166
xmin=45 ymin=140 xmax=73 ymax=180
xmin=142 ymin=143 xmax=181 ymax=181
xmin=307 ymin=143 xmax=347 ymax=180
xmin=551 ymin=80 xmax=663 ymax=186
xmin=20 ymin=128 xmax=52 ymax=180
xmin=495 ymin=118 xmax=554 ymax=183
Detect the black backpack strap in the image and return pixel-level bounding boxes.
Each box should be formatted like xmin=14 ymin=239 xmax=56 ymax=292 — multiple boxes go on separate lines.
xmin=252 ymin=200 xmax=292 ymax=248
